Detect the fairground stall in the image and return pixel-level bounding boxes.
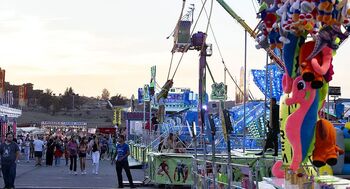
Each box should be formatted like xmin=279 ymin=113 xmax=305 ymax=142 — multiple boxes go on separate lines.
xmin=0 ymin=105 xmax=22 ymax=141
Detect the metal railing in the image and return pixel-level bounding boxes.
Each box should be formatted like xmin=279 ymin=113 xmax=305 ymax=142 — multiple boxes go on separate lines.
xmin=192 ymin=156 xmax=263 ymax=189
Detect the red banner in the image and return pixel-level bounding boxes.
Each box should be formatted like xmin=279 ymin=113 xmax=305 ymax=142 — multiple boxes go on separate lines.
xmin=0 ymin=69 xmax=5 ymax=99
xmin=13 ymin=121 xmax=17 ymax=137
xmin=1 ymin=122 xmax=7 ymax=143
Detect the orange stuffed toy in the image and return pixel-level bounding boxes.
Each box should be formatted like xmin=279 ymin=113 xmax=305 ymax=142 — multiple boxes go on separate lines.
xmin=317 ymin=0 xmax=336 ymax=24
xmin=312 ymin=118 xmax=344 ymax=167
xmin=299 ymin=41 xmax=333 ymax=89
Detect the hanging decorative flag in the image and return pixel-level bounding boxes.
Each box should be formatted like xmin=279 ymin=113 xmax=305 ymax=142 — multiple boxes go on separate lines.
xmin=143 ymin=84 xmax=150 ymax=102
xmin=112 ymin=107 xmax=123 ymax=126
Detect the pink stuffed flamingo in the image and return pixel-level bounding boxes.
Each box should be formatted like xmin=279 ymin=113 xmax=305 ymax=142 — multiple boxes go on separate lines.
xmin=285 ymin=76 xmax=317 ymax=171
xmin=272 ymin=76 xmax=317 ymax=177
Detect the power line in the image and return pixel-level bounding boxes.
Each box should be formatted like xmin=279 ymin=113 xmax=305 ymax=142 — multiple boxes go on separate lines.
xmin=201 ymin=0 xmax=253 ymax=100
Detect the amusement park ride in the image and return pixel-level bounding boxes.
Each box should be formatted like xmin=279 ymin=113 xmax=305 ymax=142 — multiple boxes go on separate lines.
xmin=130 ymin=0 xmax=350 ymax=188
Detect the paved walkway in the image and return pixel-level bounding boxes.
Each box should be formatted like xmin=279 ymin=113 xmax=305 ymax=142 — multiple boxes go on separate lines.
xmin=0 ymin=157 xmax=154 ymax=189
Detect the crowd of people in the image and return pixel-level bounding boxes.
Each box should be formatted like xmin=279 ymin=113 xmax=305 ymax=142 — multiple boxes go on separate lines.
xmin=15 ymin=132 xmax=119 ymax=172
xmin=0 ymin=128 xmax=136 ymax=189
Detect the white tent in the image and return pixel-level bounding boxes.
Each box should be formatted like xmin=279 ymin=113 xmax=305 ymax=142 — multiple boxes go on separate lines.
xmin=17 ymin=127 xmax=45 ymax=135
xmin=17 ymin=127 xmax=38 ymax=133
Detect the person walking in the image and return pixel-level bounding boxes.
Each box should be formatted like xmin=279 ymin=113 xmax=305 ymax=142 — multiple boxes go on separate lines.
xmin=29 ymin=135 xmax=34 ymax=159
xmin=100 ymin=137 xmax=107 ymax=161
xmin=67 ymin=136 xmax=78 ymax=175
xmin=256 ymin=98 xmax=280 ymax=156
xmin=23 ymin=135 xmax=30 ymax=163
xmin=46 ymin=138 xmax=55 ymax=166
xmin=54 ymin=138 xmax=63 ymax=166
xmin=115 ymin=135 xmax=135 ymax=188
xmin=33 ymin=136 xmax=44 ymax=166
xmin=78 ymin=137 xmax=88 ymax=174
xmin=107 ymin=135 xmax=113 ymax=160
xmin=110 ymin=138 xmax=117 ymax=165
xmin=63 ymin=137 xmax=69 ymax=166
xmin=0 ymin=133 xmax=20 ymax=189
xmin=90 ymin=135 xmax=101 ymax=175
xmin=151 ymin=114 xmax=159 ymax=134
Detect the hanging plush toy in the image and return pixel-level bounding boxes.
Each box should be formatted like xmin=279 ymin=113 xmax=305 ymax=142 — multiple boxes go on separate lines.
xmin=300 ymin=1 xmax=318 ymax=34
xmin=285 ymin=76 xmax=317 ymax=171
xmin=307 ymin=25 xmax=348 ymax=60
xmin=336 ymin=0 xmax=350 ymax=25
xmin=263 ymin=12 xmax=284 ymax=49
xmin=310 ymin=45 xmax=333 ymax=77
xmin=317 ymin=0 xmax=336 ymax=24
xmin=299 ymin=41 xmax=333 ymax=89
xmin=313 ymin=119 xmax=344 ymax=167
xmin=257 ymin=3 xmax=285 ymax=49
xmin=272 ymin=76 xmax=318 ymax=176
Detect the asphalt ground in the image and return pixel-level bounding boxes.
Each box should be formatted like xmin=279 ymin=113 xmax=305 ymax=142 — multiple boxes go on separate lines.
xmin=0 ymin=156 xmax=157 ymax=189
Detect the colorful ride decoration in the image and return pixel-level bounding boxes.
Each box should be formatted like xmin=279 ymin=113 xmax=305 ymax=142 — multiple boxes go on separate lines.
xmin=255 ymin=0 xmax=350 ymax=178
xmin=332 ymin=125 xmax=350 ymax=175
xmin=148 ymin=153 xmax=193 ymax=185
xmin=251 ymin=64 xmax=284 ymax=101
xmin=341 ymin=126 xmax=350 ymax=174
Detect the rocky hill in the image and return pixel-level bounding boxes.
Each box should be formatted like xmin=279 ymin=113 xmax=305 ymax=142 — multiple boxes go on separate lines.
xmin=16 ymin=100 xmax=126 ymax=128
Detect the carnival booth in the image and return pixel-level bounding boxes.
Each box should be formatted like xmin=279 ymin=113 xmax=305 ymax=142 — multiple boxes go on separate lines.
xmin=125 ymin=112 xmax=152 ymax=165
xmin=0 ymin=105 xmax=21 ymax=141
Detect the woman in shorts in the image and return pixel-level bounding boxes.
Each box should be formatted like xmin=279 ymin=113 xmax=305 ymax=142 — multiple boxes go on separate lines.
xmin=78 ymin=137 xmax=88 ymax=174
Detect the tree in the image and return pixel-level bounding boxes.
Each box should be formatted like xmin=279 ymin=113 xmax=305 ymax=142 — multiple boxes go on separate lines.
xmin=101 ymin=88 xmax=110 ymax=100
xmin=110 ymin=94 xmax=128 ymax=106
xmin=38 ymin=89 xmax=53 ymax=111
xmin=45 ymin=89 xmax=53 ymax=95
xmin=51 ymin=96 xmax=62 ymax=115
xmin=61 ymin=87 xmax=76 ymax=110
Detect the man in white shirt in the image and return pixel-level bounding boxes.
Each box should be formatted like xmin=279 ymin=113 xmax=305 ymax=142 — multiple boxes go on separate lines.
xmin=33 ymin=137 xmax=44 ymax=166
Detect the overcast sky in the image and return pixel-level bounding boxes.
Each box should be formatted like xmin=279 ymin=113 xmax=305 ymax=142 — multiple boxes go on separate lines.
xmin=1 ymin=0 xmax=350 ymax=99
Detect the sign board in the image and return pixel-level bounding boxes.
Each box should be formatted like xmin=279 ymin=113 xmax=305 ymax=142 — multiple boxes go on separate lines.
xmin=129 ymin=121 xmax=143 ymax=135
xmin=210 ymin=82 xmax=227 ymax=100
xmin=143 ymin=84 xmax=150 ymax=102
xmin=329 ymin=86 xmax=341 ymax=96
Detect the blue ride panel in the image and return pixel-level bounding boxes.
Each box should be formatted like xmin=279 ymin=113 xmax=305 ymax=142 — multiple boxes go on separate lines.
xmin=251 ymin=64 xmax=283 ymax=102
